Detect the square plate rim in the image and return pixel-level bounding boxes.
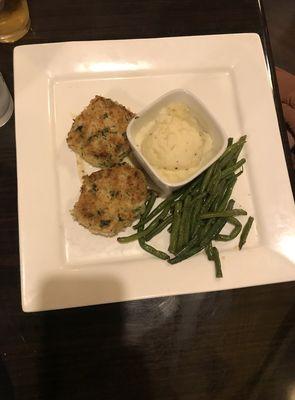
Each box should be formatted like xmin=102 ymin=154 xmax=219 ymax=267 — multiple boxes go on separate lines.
xmin=13 ymin=33 xmax=295 ymax=312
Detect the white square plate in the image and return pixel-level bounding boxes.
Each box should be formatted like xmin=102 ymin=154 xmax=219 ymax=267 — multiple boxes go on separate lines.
xmin=14 ymin=34 xmax=295 ymax=312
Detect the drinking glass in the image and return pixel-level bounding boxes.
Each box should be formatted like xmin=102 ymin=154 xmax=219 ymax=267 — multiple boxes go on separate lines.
xmin=0 ymin=0 xmax=30 ymax=43
xmin=0 ymin=73 xmax=13 ymax=127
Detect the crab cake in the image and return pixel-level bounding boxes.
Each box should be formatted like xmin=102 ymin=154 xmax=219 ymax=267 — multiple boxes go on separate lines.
xmin=71 ymin=164 xmax=148 ymax=236
xmin=67 ymin=96 xmax=134 ymax=167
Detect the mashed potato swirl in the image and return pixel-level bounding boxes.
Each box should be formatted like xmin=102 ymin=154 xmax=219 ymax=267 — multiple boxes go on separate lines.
xmin=135 ymin=103 xmax=212 ymax=183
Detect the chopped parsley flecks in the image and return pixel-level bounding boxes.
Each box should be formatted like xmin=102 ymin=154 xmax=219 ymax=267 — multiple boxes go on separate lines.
xmin=100 ymin=220 xmax=111 ymax=227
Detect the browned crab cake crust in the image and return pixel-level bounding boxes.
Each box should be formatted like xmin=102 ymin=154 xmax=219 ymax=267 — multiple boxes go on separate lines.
xmin=67 ymin=96 xmax=134 ymax=167
xmin=71 ymin=164 xmax=148 ymax=236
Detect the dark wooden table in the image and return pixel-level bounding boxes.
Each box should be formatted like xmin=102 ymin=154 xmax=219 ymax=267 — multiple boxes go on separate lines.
xmin=1 ymin=1 xmax=294 ymax=399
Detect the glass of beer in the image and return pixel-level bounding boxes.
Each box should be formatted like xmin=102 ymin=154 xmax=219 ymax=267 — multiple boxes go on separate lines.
xmin=0 ymin=0 xmax=30 ymax=43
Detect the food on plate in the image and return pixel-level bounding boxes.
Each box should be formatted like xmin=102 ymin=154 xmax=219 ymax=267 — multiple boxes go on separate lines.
xmin=134 ymin=102 xmax=212 ymax=183
xmin=118 ymin=136 xmax=254 ymax=276
xmin=239 ymin=216 xmax=254 ymax=250
xmin=71 ymin=163 xmax=148 ymax=236
xmin=67 ymin=95 xmax=134 ymax=167
xmin=67 ymin=92 xmax=253 ymax=277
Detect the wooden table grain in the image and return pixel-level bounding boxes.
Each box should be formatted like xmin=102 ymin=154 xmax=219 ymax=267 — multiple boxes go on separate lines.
xmin=0 ymin=1 xmax=294 ymax=399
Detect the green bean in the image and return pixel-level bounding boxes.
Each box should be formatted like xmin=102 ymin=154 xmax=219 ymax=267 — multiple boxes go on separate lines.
xmin=118 ymin=205 xmax=170 ymax=243
xmin=134 ymin=196 xmax=175 ymax=229
xmin=169 ymin=201 xmax=183 ymax=254
xmin=200 ymin=209 xmax=247 ymax=219
xmin=193 ymin=196 xmax=222 ymax=241
xmin=206 ymin=168 xmax=221 ymax=193
xmin=117 ymin=231 xmax=142 ymax=243
xmin=200 ymin=163 xmax=215 ymax=192
xmin=192 ymin=198 xmax=215 ymax=240
xmin=191 ymin=192 xmax=208 ymax=202
xmin=118 ymin=136 xmax=249 ymax=272
xmin=168 ymin=243 xmax=207 ymax=264
xmin=168 ymin=230 xmax=204 ymax=264
xmin=205 ymin=242 xmax=214 ymax=260
xmin=207 ymin=173 xmax=223 ymax=199
xmin=219 ymin=141 xmax=244 ymax=165
xmin=132 ymin=191 xmax=158 ymax=230
xmin=202 ymin=176 xmax=233 ymax=217
xmin=177 ymin=195 xmax=192 ymax=251
xmin=183 ymin=196 xmax=195 ymax=244
xmin=216 ymin=177 xmax=237 ymax=210
xmin=140 ymin=179 xmax=195 ymax=227
xmin=228 ymin=138 xmax=247 ymax=165
xmin=227 ymin=138 xmax=234 ymax=147
xmin=167 ymin=176 xmax=202 ymax=209
xmin=192 ymin=181 xmax=232 ymax=241
xmin=192 ymin=220 xmax=206 ymax=244
xmin=204 ymin=178 xmax=225 ymax=211
xmin=225 ymin=199 xmax=235 ymax=210
xmin=239 ymin=216 xmax=254 ymax=250
xmin=194 ymin=168 xmax=236 ymax=239
xmin=134 ymin=176 xmax=201 ymax=234
xmin=169 ymin=221 xmax=223 ymax=264
xmin=220 ymin=135 xmax=246 ymax=159
xmin=220 ymin=158 xmax=246 ymax=179
xmin=215 ymin=217 xmax=242 ymax=241
xmin=145 ymin=215 xmax=173 ymax=242
xmin=138 ymin=239 xmax=170 ymax=260
xmin=212 ymin=247 xmax=223 ymax=278
xmin=185 ymin=175 xmax=203 ymax=195
xmin=189 ymin=199 xmax=203 ymax=238
xmin=209 ymin=157 xmax=221 ymax=176
xmin=199 ymin=213 xmax=229 ymax=244
xmin=212 ymin=184 xmax=228 ymax=212
xmin=142 ymin=191 xmax=157 ymax=219
xmin=219 ymin=137 xmax=246 ymax=169
xmin=137 ymin=209 xmax=170 ymax=260
xmin=200 ymin=199 xmax=236 ymax=242
xmin=207 ymin=181 xmax=227 ymax=211
xmin=175 ymin=174 xmax=201 ymax=195
xmin=234 ymin=168 xmax=244 ymax=178
xmin=169 ymin=200 xmax=235 ymax=264
xmin=209 ymin=199 xmax=236 ymax=240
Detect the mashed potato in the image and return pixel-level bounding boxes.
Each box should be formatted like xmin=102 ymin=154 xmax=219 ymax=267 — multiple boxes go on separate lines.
xmin=135 ymin=102 xmax=212 ymax=183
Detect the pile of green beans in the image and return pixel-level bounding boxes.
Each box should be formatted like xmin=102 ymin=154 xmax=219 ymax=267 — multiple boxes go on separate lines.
xmin=117 ymin=136 xmax=254 ymax=277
